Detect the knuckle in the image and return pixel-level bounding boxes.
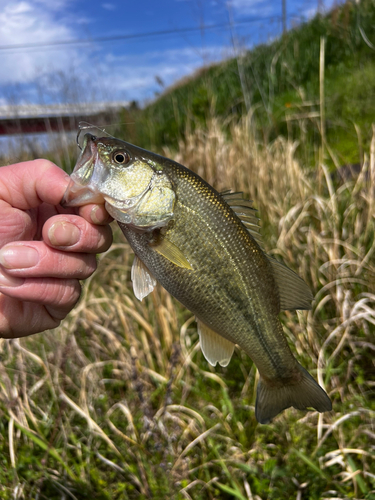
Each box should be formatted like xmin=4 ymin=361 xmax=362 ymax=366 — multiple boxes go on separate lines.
xmin=0 ymin=295 xmax=12 ymax=338
xmin=49 ymin=280 xmax=81 ymax=320
xmin=97 ymin=225 xmax=113 ymax=252
xmin=56 ymin=279 xmax=81 ymax=308
xmin=38 ymin=279 xmax=81 ymax=309
xmin=87 ymin=254 xmax=98 ymax=274
xmin=82 ymin=223 xmax=112 ymax=253
xmin=2 ymin=209 xmax=35 ymax=242
xmin=33 ymin=159 xmax=58 ymax=172
xmin=76 ymin=255 xmax=97 ymax=278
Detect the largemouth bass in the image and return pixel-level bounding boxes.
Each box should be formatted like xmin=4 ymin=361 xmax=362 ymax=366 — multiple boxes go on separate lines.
xmin=62 ymin=133 xmax=332 ymax=424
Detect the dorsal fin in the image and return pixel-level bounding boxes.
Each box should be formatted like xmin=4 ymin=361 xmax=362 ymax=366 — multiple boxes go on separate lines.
xmin=196 ymin=318 xmax=235 ymax=367
xmin=221 ymin=191 xmax=264 ymax=249
xmin=221 ymin=192 xmax=312 ymax=311
xmin=267 ymin=256 xmax=314 ymax=311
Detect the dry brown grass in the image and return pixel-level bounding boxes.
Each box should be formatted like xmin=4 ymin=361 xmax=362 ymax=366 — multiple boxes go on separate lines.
xmin=0 ymin=117 xmax=374 ymax=499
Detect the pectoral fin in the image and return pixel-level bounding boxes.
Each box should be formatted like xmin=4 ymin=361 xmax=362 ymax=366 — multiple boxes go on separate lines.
xmin=196 ymin=319 xmax=235 ymax=367
xmin=153 ymin=238 xmax=193 ymax=270
xmin=267 ymin=256 xmax=314 ymax=310
xmin=131 ymin=255 xmax=157 ymax=301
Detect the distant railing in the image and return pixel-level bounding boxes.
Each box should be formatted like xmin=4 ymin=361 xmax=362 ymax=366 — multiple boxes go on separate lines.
xmin=0 ymin=102 xmax=129 ymax=135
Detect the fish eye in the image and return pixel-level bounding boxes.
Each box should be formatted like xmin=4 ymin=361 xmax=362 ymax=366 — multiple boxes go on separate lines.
xmin=113 ymin=151 xmax=130 ymax=165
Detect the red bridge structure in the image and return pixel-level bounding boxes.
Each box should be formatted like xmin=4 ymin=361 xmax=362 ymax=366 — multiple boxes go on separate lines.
xmin=0 ymin=102 xmax=129 ymax=136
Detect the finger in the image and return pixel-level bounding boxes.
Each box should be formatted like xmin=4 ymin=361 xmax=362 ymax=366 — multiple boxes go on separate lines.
xmin=0 ymin=242 xmax=97 ymax=279
xmin=42 ymin=215 xmax=113 ymax=253
xmin=0 ymin=160 xmax=70 ymax=210
xmin=0 ymin=201 xmax=36 ymax=245
xmin=0 ymin=276 xmax=81 ymax=320
xmin=77 ymin=204 xmax=113 ymax=225
xmin=0 ymin=294 xmax=61 ymax=338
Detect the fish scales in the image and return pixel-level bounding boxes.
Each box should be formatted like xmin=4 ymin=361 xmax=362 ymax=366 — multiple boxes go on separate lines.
xmin=62 ymin=133 xmax=333 ymax=424
xmin=119 ymin=164 xmax=294 ymax=379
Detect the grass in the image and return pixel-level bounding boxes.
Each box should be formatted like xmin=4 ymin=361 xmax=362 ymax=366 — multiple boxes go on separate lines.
xmin=0 ymin=1 xmax=375 ymax=495
xmin=0 ymin=112 xmax=374 ymax=498
xmin=120 ymin=0 xmax=375 ymax=171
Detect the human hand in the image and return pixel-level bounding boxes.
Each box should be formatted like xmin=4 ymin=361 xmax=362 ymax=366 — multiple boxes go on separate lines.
xmin=0 ymin=159 xmax=113 ymax=338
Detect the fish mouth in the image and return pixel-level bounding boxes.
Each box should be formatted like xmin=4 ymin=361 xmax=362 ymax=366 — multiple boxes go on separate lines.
xmin=61 ymin=134 xmax=105 ymax=207
xmin=61 ymin=178 xmax=105 ymax=207
xmin=61 ymin=132 xmax=174 ymax=229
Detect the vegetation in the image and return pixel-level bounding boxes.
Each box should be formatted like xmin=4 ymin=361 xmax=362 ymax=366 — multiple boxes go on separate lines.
xmin=1 ymin=114 xmax=374 ymax=497
xmin=121 ymin=0 xmax=375 ymax=170
xmin=0 ymin=0 xmax=375 ymax=498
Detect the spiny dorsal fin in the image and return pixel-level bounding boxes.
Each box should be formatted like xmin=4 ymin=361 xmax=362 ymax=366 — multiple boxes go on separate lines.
xmin=267 ymin=256 xmax=314 ymax=311
xmin=131 ymin=255 xmax=157 ymax=301
xmin=153 ymin=238 xmax=193 ymax=270
xmin=196 ymin=318 xmax=235 ymax=367
xmin=220 ymin=191 xmax=264 ymax=249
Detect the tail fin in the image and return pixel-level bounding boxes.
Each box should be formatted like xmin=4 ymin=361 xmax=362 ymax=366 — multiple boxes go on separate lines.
xmin=255 ymin=364 xmax=332 ymax=424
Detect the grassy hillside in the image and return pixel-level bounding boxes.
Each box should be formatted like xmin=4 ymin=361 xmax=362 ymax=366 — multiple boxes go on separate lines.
xmin=120 ymin=0 xmax=375 ymax=169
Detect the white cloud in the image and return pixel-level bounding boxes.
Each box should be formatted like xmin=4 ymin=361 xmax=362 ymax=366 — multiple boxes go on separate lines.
xmin=0 ymin=0 xmax=230 ymax=105
xmin=101 ymin=3 xmax=116 ymax=10
xmin=98 ymin=45 xmax=228 ymax=102
xmin=32 ymin=0 xmax=73 ymax=10
xmin=0 ymin=1 xmax=81 ymax=87
xmin=0 ymin=1 xmax=72 ymax=41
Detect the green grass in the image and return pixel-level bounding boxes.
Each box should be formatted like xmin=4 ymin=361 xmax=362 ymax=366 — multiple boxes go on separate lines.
xmin=118 ymin=0 xmax=375 ymax=172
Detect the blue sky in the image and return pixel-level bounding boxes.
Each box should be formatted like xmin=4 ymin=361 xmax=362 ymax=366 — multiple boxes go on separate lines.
xmin=0 ymin=0 xmax=343 ymax=107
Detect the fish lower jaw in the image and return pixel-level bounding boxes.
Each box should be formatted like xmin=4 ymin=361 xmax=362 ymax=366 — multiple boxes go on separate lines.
xmin=105 ymin=202 xmax=133 ymax=224
xmin=61 ymin=180 xmax=105 ymax=207
xmin=106 ymin=202 xmax=173 ymax=230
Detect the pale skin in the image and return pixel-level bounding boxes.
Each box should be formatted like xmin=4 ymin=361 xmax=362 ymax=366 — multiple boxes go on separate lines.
xmin=0 ymin=159 xmax=113 ymax=338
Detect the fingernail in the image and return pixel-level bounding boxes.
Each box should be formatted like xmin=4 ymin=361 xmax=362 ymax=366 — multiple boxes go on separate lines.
xmin=0 ymin=246 xmax=39 ymax=269
xmin=90 ymin=205 xmax=111 ymax=225
xmin=48 ymin=221 xmax=81 ymax=247
xmin=0 ymin=268 xmax=24 ymax=287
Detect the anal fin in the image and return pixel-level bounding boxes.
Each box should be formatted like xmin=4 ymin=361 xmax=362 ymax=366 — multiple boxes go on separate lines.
xmin=131 ymin=255 xmax=157 ymax=301
xmin=196 ymin=319 xmax=235 ymax=367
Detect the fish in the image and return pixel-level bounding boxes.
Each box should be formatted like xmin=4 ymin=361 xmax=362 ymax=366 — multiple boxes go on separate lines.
xmin=61 ymin=132 xmax=332 ymax=424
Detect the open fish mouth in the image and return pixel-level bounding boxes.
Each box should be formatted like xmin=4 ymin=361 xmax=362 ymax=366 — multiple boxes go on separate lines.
xmin=61 ymin=132 xmax=176 ymax=229
xmin=61 ymin=177 xmax=105 ymax=207
xmin=61 ymin=134 xmax=105 ymax=207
